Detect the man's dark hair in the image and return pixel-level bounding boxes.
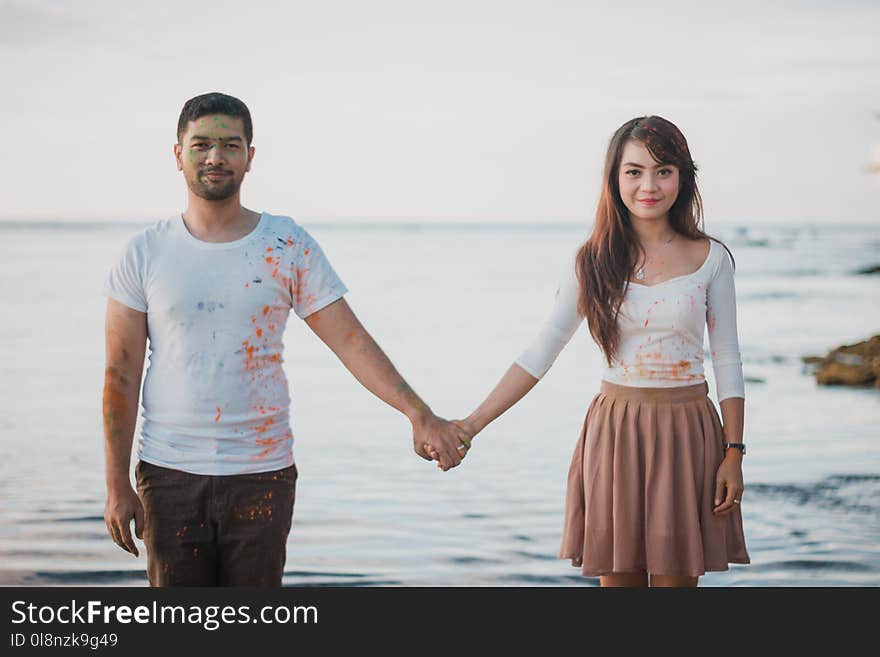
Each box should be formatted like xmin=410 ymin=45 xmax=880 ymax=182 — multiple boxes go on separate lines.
xmin=177 ymin=92 xmax=253 ymax=145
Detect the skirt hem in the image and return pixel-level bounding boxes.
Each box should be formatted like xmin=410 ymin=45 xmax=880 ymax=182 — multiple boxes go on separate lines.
xmin=559 ymin=554 xmax=752 ymax=578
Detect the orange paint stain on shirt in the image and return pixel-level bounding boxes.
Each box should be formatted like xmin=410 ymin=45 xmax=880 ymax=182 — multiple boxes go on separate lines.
xmin=642 ymin=299 xmax=664 ymax=329
xmin=254 ymin=417 xmax=276 ymax=434
xmin=265 ymin=256 xmax=274 ymax=264
xmin=669 ymin=360 xmax=692 ymax=379
xmin=215 ymin=406 xmax=222 ymax=422
xmin=253 ymin=432 xmax=290 ymax=460
xmin=262 ymin=305 xmax=271 ymax=315
xmin=256 ymin=328 xmax=263 ymax=337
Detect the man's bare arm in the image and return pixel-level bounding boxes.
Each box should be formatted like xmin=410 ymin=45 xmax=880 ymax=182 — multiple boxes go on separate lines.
xmin=304 ymin=298 xmax=470 ymax=469
xmin=102 ymin=298 xmax=147 ymax=556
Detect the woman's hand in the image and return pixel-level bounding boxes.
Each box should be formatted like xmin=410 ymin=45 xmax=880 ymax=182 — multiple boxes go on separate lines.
xmin=423 ymin=363 xmax=539 ymax=470
xmin=713 ymin=451 xmax=744 ymax=516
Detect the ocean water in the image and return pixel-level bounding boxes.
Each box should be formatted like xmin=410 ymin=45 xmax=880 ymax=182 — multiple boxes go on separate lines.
xmin=0 ymin=220 xmax=878 ymax=587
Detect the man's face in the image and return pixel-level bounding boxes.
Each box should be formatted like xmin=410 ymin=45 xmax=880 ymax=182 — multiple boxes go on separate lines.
xmin=174 ymin=115 xmax=254 ymax=201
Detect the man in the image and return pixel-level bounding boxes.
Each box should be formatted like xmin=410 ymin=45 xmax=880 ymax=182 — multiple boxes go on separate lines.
xmin=102 ymin=92 xmax=470 ymax=586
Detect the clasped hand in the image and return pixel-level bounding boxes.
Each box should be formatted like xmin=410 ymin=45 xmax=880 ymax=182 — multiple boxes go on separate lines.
xmin=412 ymin=414 xmax=474 ymax=471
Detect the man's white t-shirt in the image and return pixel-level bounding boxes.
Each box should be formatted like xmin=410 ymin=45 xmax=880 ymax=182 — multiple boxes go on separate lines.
xmin=104 ymin=212 xmax=347 ymax=475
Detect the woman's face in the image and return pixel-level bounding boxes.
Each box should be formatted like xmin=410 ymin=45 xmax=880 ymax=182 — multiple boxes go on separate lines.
xmin=617 ymin=140 xmax=680 ymax=223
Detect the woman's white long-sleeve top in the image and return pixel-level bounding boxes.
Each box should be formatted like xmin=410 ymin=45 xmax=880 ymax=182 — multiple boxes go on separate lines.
xmin=515 ymin=239 xmax=745 ymax=402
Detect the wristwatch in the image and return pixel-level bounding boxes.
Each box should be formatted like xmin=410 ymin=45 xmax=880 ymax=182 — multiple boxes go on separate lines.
xmin=724 ymin=442 xmax=746 ymax=455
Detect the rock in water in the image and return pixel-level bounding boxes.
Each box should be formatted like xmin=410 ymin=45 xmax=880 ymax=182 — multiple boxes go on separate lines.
xmin=809 ymin=335 xmax=880 ymax=387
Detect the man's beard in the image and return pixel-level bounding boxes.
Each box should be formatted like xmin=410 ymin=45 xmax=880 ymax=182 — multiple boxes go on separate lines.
xmin=188 ymin=168 xmax=243 ymax=201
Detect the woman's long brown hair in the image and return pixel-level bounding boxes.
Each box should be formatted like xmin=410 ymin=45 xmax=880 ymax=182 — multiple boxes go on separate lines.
xmin=576 ymin=115 xmax=732 ymax=365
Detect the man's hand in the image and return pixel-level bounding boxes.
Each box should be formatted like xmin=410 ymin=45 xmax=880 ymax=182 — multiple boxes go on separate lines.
xmin=417 ymin=415 xmax=473 ymax=471
xmin=103 ymin=299 xmax=147 ymax=556
xmin=104 ymin=485 xmax=145 ymax=556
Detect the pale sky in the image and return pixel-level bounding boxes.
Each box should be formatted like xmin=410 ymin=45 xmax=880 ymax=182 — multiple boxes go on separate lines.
xmin=1 ymin=0 xmax=878 ymax=224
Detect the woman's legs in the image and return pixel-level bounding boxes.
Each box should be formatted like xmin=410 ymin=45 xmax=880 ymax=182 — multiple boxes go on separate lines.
xmin=649 ymin=574 xmax=699 ymax=587
xmin=598 ymin=572 xmax=699 ymax=587
xmin=600 ymin=571 xmax=649 ymax=587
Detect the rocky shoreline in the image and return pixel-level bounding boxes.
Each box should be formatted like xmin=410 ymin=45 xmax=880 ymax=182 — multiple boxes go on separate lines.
xmin=802 ymin=335 xmax=880 ymax=387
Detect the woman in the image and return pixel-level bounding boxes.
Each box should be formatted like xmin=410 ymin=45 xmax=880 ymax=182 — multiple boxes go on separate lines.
xmin=431 ymin=115 xmax=750 ymax=587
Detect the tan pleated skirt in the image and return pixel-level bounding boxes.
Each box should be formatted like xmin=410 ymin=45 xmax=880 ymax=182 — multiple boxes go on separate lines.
xmin=559 ymin=380 xmax=750 ymax=577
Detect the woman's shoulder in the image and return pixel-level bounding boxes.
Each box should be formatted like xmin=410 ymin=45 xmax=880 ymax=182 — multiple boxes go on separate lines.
xmin=682 ymin=236 xmax=713 ymax=270
xmin=696 ymin=236 xmax=736 ymax=278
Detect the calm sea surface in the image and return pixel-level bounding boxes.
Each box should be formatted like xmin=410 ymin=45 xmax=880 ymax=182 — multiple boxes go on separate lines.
xmin=1 ymin=220 xmax=878 ymax=587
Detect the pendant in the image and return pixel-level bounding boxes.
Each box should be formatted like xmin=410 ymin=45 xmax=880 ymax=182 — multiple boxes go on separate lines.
xmin=635 ymin=268 xmax=645 ymax=280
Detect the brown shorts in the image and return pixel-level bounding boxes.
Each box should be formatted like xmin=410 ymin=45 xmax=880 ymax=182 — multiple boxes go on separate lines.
xmin=135 ymin=460 xmax=297 ymax=587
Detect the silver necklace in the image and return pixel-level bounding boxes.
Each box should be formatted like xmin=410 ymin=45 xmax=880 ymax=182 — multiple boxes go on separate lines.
xmin=635 ymin=234 xmax=675 ymax=281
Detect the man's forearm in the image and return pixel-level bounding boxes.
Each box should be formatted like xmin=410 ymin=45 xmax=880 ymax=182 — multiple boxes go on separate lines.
xmin=336 ymin=329 xmax=433 ymax=425
xmin=305 ymin=299 xmax=435 ymax=425
xmin=103 ymin=366 xmax=141 ymax=490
